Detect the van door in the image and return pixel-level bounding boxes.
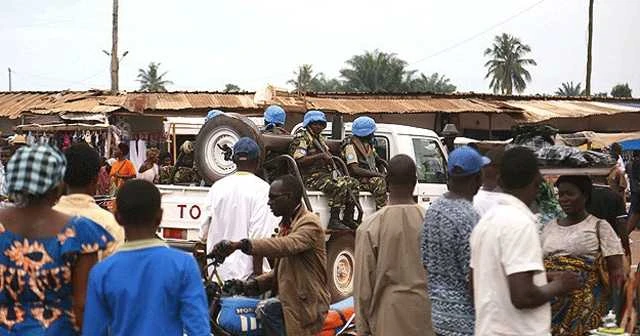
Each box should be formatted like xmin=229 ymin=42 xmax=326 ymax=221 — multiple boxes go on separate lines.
xmin=410 ymin=137 xmax=448 ymax=207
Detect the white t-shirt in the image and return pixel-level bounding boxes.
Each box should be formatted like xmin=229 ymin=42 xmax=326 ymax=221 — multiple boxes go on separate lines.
xmin=199 ymin=172 xmax=280 ymax=281
xmin=137 ymin=164 xmax=159 ymax=183
xmin=470 ymin=193 xmax=550 ymax=336
xmin=473 ymin=189 xmax=504 ymax=217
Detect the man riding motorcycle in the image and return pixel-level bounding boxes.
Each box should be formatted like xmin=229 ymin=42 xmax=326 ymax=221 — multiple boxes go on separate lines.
xmin=212 ymin=174 xmax=330 ymax=336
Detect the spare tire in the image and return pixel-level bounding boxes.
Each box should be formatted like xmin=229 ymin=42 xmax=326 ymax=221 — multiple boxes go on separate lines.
xmin=195 ymin=113 xmax=264 ymax=184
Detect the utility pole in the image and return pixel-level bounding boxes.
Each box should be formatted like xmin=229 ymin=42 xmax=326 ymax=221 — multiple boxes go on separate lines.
xmin=110 ymin=0 xmax=119 ymax=93
xmin=7 ymin=68 xmax=11 ymax=91
xmin=585 ymin=0 xmax=594 ymax=96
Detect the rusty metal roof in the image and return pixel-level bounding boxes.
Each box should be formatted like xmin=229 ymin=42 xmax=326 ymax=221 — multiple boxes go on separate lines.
xmin=0 ymin=91 xmax=259 ymax=119
xmin=502 ymin=100 xmax=640 ymax=123
xmin=1 ymin=91 xmax=640 ymax=124
xmin=0 ymin=91 xmax=106 ymax=119
xmin=303 ymin=96 xmax=513 ymax=114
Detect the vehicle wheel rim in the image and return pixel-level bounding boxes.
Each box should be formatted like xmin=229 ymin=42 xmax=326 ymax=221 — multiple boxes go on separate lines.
xmin=204 ymin=127 xmax=240 ymax=177
xmin=333 ymin=250 xmax=354 ymax=295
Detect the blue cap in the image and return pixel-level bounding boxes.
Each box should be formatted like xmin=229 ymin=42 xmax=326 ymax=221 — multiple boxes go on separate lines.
xmin=264 ymin=105 xmax=286 ymax=125
xmin=206 ymin=109 xmax=224 ymax=121
xmin=352 ymin=116 xmax=376 ymax=137
xmin=303 ymin=110 xmax=327 ymax=128
xmin=447 ymin=146 xmax=491 ymax=176
xmin=233 ymin=137 xmax=260 ymax=161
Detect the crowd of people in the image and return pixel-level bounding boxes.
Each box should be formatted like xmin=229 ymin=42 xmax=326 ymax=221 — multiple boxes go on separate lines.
xmin=0 ymin=104 xmax=636 ymax=335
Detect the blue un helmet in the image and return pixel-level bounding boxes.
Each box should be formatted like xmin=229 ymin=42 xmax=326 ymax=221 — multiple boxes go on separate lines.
xmin=303 ymin=110 xmax=327 ymax=128
xmin=352 ymin=116 xmax=376 ymax=137
xmin=206 ymin=109 xmax=225 ymax=121
xmin=264 ymin=105 xmax=286 ymax=126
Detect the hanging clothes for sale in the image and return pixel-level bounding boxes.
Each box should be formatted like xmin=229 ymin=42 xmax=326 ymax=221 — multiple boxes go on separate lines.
xmin=129 ymin=140 xmax=147 ymax=170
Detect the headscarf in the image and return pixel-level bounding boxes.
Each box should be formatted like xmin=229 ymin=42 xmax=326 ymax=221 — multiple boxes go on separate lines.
xmin=6 ymin=145 xmax=66 ymax=206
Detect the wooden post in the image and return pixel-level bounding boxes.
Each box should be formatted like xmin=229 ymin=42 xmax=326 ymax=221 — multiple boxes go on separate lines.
xmin=172 ymin=123 xmax=177 ymax=164
xmin=7 ymin=68 xmax=11 ymax=91
xmin=488 ymin=113 xmax=493 ymax=140
xmin=585 ymin=0 xmax=594 ymax=96
xmin=110 ymin=0 xmax=119 ymax=93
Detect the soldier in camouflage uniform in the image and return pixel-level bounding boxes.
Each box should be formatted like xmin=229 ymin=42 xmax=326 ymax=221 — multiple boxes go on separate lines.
xmin=342 ymin=116 xmax=387 ymax=209
xmin=172 ymin=141 xmax=201 ymax=184
xmin=290 ymin=110 xmax=360 ymax=229
xmin=261 ymin=105 xmax=290 ymax=183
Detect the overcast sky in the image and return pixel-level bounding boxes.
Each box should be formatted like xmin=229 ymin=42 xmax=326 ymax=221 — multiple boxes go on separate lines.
xmin=1 ymin=0 xmax=638 ymax=96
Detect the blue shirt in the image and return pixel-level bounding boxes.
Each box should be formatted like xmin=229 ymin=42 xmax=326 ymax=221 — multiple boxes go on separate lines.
xmin=82 ymin=239 xmax=210 ymax=336
xmin=422 ymin=196 xmax=479 ymax=336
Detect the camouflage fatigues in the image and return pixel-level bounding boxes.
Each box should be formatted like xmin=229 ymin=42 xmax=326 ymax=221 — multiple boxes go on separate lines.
xmin=173 ymin=166 xmax=201 ymax=184
xmin=290 ymin=128 xmax=359 ymax=208
xmin=341 ymin=136 xmax=387 ymax=209
xmin=159 ymin=165 xmax=173 ymax=184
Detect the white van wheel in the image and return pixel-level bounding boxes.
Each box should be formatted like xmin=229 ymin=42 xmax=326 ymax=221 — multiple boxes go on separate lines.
xmin=326 ymin=234 xmax=355 ymax=302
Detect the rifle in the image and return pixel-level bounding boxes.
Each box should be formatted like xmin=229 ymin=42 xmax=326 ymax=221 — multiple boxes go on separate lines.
xmin=310 ymin=136 xmax=363 ymax=225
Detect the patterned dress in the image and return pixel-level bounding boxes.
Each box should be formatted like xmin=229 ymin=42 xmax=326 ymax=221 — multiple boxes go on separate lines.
xmin=422 ymin=196 xmax=479 ymax=336
xmin=0 ymin=217 xmax=114 ymax=335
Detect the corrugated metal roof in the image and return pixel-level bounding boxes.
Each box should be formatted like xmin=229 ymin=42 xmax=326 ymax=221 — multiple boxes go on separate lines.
xmin=503 ymin=100 xmax=640 ymax=123
xmin=100 ymin=92 xmax=259 ymax=113
xmin=0 ymin=91 xmax=259 ymax=119
xmin=1 ymin=91 xmax=640 ymax=124
xmin=0 ymin=91 xmax=102 ymax=119
xmin=301 ymin=96 xmax=512 ymax=114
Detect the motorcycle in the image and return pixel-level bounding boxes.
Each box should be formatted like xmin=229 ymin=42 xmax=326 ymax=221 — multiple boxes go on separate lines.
xmin=199 ymin=249 xmax=357 ymax=336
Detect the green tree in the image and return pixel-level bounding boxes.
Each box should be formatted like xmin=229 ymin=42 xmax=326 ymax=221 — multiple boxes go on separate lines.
xmin=339 ymin=49 xmax=415 ymax=92
xmin=555 ymin=81 xmax=583 ymax=97
xmin=408 ymin=73 xmax=456 ymax=93
xmin=611 ymin=83 xmax=632 ymax=97
xmin=484 ymin=33 xmax=537 ymax=94
xmin=137 ymin=62 xmax=173 ymax=92
xmin=310 ymin=74 xmax=344 ymax=92
xmin=288 ymin=64 xmax=316 ymax=94
xmin=223 ymin=83 xmax=242 ymax=92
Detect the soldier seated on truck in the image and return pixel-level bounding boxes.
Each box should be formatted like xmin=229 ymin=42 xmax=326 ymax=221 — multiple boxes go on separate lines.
xmin=262 ymin=105 xmax=289 ymax=135
xmin=342 ymin=116 xmax=387 ymax=210
xmin=290 ymin=110 xmax=360 ymax=230
xmin=262 ymin=105 xmax=289 ymax=182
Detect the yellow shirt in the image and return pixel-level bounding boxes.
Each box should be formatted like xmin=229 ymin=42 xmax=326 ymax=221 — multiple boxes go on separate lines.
xmin=53 ymin=194 xmax=126 ymax=258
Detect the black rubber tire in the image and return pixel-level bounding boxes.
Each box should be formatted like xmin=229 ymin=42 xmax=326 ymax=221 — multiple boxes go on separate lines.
xmin=326 ymin=233 xmax=356 ymax=303
xmin=194 ymin=113 xmax=264 ymax=184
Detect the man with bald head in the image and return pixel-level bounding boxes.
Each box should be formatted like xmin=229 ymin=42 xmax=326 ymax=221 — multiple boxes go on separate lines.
xmin=354 ymin=154 xmax=435 ymax=335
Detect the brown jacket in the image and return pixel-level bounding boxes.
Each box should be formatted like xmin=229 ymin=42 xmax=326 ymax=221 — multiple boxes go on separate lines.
xmin=251 ymin=208 xmax=330 ymax=335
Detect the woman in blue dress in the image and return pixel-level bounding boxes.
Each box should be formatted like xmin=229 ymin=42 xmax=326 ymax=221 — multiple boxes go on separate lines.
xmin=0 ymin=145 xmax=114 ymax=335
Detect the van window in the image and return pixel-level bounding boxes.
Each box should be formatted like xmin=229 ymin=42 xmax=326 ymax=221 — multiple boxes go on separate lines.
xmin=412 ymin=138 xmax=447 ymax=184
xmin=374 ymin=136 xmax=390 ymax=161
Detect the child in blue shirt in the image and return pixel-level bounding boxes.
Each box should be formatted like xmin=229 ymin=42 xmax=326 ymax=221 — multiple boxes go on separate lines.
xmin=82 ymin=180 xmax=210 ymax=335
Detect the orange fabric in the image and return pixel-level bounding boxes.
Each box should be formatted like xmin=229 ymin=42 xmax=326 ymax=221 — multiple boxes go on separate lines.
xmin=110 ymin=159 xmax=136 ymax=188
xmin=317 ymin=307 xmax=355 ymax=336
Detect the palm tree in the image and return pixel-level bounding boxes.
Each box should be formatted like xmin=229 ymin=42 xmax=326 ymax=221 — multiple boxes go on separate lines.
xmin=484 ymin=33 xmax=537 ymax=94
xmin=310 ymin=74 xmax=344 ymax=92
xmin=137 ymin=62 xmax=173 ymax=92
xmin=408 ymin=73 xmax=456 ymax=93
xmin=339 ymin=49 xmax=415 ymax=92
xmin=288 ymin=64 xmax=316 ymax=94
xmin=555 ymin=81 xmax=583 ymax=96
xmin=223 ymin=83 xmax=241 ymax=92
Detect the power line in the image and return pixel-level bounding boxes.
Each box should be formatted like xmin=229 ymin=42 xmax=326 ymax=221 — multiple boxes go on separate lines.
xmin=410 ymin=0 xmax=547 ymax=65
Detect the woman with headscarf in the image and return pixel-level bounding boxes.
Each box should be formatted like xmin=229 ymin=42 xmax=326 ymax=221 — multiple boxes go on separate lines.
xmin=137 ymin=148 xmax=160 ymax=183
xmin=541 ymin=175 xmax=625 ymax=335
xmin=0 ymin=145 xmax=114 ymax=334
